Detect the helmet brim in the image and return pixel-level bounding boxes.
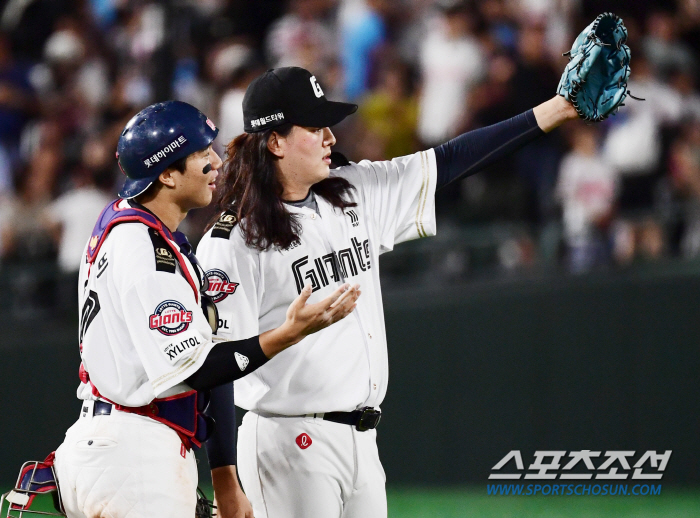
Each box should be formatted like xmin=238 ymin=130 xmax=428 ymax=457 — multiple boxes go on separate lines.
xmin=118 ymin=177 xmax=155 ymax=199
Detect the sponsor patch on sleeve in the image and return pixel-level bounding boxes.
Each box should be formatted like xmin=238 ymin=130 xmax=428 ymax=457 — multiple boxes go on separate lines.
xmin=161 ymin=333 xmax=203 ymax=365
xmin=204 ymin=269 xmax=239 ymax=302
xmin=211 ymin=210 xmax=238 ymax=239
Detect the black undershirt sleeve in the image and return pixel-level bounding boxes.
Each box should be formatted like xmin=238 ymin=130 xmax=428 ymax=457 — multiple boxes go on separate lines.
xmin=204 ymin=382 xmax=237 ymax=468
xmin=433 ymin=109 xmax=544 ymax=190
xmin=187 ymin=338 xmax=269 ymax=469
xmin=185 ymin=336 xmax=269 ymax=391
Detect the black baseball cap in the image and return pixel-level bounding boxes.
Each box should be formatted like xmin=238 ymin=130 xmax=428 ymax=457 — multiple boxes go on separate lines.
xmin=243 ymin=67 xmax=357 ymax=133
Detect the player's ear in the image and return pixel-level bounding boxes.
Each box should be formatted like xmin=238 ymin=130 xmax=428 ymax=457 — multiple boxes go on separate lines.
xmin=158 ymin=168 xmax=178 ymax=189
xmin=267 ymin=131 xmax=285 ymax=159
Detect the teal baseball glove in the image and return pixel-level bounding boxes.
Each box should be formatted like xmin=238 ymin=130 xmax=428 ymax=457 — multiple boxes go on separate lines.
xmin=557 ymin=12 xmax=634 ymax=122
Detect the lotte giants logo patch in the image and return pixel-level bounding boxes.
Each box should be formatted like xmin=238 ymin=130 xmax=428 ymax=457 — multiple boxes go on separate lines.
xmin=296 ymin=433 xmax=312 ymax=450
xmin=204 ymin=269 xmax=239 ymax=303
xmin=149 ymin=300 xmax=193 ymax=335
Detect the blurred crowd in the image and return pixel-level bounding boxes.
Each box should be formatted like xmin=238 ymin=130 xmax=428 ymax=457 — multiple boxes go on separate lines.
xmin=2 ymin=0 xmax=700 ymax=308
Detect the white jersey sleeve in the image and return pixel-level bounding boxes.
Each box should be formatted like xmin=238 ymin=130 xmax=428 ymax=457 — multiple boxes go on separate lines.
xmin=196 ymin=216 xmax=260 ymax=343
xmin=80 ymin=222 xmax=215 ymax=405
xmin=332 ymin=149 xmax=438 ymax=252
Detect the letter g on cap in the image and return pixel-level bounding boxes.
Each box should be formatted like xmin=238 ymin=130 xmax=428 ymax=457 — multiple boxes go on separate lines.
xmin=310 ymin=76 xmax=324 ymax=98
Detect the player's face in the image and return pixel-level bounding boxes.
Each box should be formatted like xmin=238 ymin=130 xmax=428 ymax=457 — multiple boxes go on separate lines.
xmin=277 ymin=125 xmax=336 ymax=188
xmin=174 ymin=145 xmax=222 ymax=210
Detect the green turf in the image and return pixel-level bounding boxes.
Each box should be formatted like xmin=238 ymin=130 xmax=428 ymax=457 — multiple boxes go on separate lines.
xmin=386 ymin=487 xmax=700 ymax=517
xmin=4 ymin=486 xmax=700 ymax=517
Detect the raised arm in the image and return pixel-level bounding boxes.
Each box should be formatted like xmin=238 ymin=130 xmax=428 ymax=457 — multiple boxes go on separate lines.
xmin=434 ymin=96 xmax=578 ymax=190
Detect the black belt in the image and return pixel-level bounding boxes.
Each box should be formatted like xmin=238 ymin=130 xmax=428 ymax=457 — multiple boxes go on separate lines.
xmin=320 ymin=407 xmax=381 ymax=432
xmin=88 ymin=401 xmax=382 ymax=431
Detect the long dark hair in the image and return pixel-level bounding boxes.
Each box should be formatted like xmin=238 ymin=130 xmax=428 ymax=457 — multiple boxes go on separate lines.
xmin=212 ymin=124 xmax=357 ymax=251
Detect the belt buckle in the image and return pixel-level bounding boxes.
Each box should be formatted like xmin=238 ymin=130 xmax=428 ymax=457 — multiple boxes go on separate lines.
xmin=356 ymin=407 xmax=381 ymax=432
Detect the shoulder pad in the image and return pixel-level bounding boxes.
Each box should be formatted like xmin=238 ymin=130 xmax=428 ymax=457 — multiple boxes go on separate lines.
xmin=86 ymin=199 xmax=199 ymax=297
xmin=148 ymin=227 xmax=177 ymax=273
xmin=211 ymin=209 xmax=238 ymax=239
xmin=87 ymin=199 xmax=173 ymax=264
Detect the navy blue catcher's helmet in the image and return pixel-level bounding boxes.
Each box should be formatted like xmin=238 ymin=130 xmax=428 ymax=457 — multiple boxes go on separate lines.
xmin=116 ymin=101 xmax=219 ymax=199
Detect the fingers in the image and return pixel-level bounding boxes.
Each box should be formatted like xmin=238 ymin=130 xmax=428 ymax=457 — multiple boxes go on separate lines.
xmin=292 ymin=283 xmax=313 ymax=309
xmin=316 ymin=283 xmax=351 ymax=309
xmin=328 ymin=300 xmax=358 ymax=323
xmin=288 ymin=283 xmax=361 ymax=338
xmin=328 ymin=300 xmax=358 ymax=322
xmin=329 ymin=284 xmax=360 ymax=309
xmin=327 ymin=285 xmax=361 ymax=321
xmin=297 ymin=283 xmax=360 ymax=324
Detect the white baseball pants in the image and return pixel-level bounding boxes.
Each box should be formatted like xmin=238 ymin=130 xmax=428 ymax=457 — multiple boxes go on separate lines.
xmin=54 ymin=401 xmax=198 ymax=518
xmin=237 ymin=411 xmax=387 ymax=518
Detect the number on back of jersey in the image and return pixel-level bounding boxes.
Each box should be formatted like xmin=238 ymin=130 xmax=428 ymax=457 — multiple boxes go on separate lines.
xmin=80 ymin=291 xmax=101 ymax=343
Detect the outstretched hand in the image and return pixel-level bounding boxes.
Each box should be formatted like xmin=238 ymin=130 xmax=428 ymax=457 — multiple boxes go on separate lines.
xmin=287 ymin=283 xmax=360 ymax=336
xmin=259 ymin=283 xmax=361 ymax=358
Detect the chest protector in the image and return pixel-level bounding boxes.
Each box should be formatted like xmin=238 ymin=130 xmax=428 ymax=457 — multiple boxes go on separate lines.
xmin=79 ymin=200 xmax=212 ymax=449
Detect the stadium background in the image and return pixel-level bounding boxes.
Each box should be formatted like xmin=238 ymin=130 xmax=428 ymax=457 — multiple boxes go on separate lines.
xmin=2 ymin=0 xmax=700 ymax=516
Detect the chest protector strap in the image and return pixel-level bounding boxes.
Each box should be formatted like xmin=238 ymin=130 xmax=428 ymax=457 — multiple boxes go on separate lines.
xmin=79 ymin=200 xmax=212 ymax=450
xmin=86 ymin=199 xmax=199 ymax=298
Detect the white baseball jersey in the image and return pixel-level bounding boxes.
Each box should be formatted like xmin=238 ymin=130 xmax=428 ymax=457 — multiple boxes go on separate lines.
xmin=196 ymin=149 xmax=437 ymax=415
xmin=76 ymin=199 xmax=215 ymax=407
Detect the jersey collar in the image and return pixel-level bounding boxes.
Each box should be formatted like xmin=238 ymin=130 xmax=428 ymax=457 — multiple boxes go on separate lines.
xmin=125 ymin=199 xmax=205 ymax=288
xmin=125 ymin=199 xmax=177 ymax=241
